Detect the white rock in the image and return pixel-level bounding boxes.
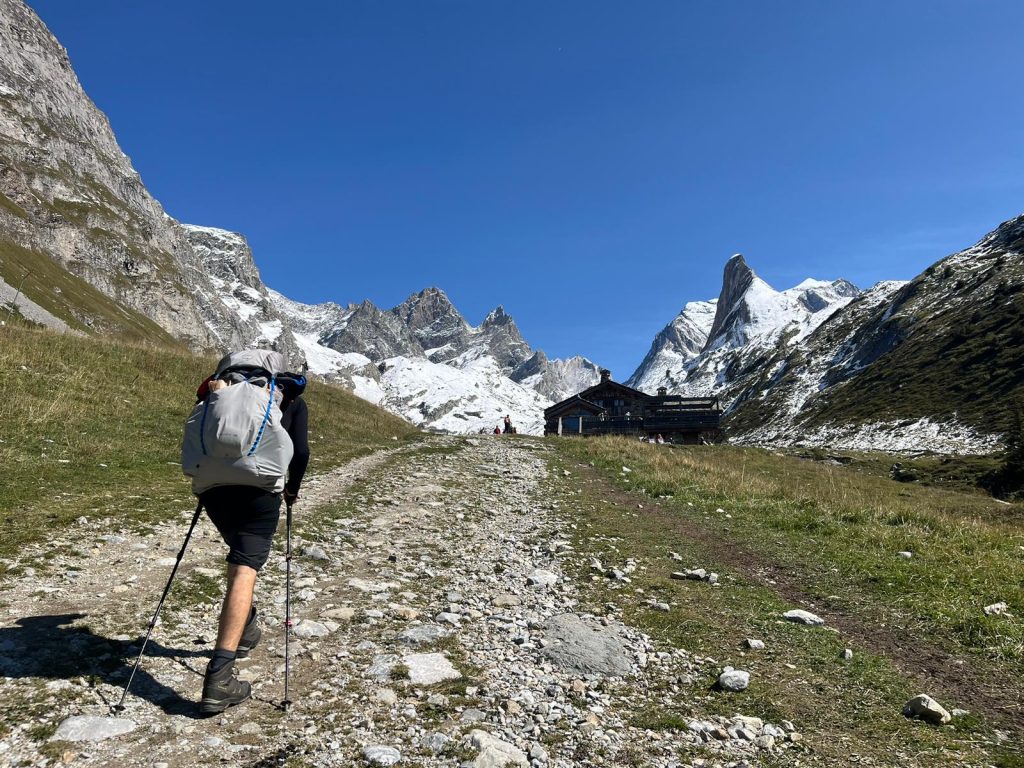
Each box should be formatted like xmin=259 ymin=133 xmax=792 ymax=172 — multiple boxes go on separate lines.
xmin=983 ymin=601 xmax=1011 ymax=616
xmin=404 ymin=653 xmax=461 ymax=685
xmin=291 ymin=619 xmax=330 ymax=639
xmin=783 ymin=609 xmax=825 ymax=625
xmin=363 ymin=745 xmax=401 ymax=765
xmin=526 ymin=569 xmax=558 ymax=588
xmin=718 ymin=668 xmax=750 ymax=692
xmin=51 ymin=716 xmax=137 ymax=742
xmin=469 ymin=729 xmax=530 ymax=767
xmin=745 ymin=638 xmax=765 ymax=650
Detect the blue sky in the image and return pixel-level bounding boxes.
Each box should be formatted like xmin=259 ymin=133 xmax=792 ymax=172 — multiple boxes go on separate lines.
xmin=30 ymin=1 xmax=1024 ymax=378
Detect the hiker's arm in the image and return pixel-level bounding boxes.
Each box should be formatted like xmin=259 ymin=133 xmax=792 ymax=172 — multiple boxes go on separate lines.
xmin=284 ymin=398 xmax=310 ymax=500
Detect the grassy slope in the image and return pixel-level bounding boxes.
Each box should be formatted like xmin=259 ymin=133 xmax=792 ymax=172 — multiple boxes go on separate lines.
xmin=553 ymin=436 xmax=1024 ymax=766
xmin=0 ymin=239 xmax=181 ymax=345
xmin=0 ymin=324 xmax=420 ymax=571
xmin=726 ymin=225 xmax=1024 ymax=439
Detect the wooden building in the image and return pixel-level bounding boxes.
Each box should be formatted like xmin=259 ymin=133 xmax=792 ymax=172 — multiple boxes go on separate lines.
xmin=544 ymin=370 xmax=722 ymax=443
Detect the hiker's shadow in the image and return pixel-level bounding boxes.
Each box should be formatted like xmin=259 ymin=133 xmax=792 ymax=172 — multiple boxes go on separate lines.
xmin=0 ymin=613 xmax=209 ymax=718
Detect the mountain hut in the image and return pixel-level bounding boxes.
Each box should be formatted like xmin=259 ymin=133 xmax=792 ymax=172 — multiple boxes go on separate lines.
xmin=543 ymin=369 xmax=722 ymax=443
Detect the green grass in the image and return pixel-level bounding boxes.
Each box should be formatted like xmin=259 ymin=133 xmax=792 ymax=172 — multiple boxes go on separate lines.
xmin=559 ymin=437 xmax=1024 ymax=661
xmin=0 ymin=191 xmax=29 ymax=220
xmin=0 ymin=324 xmax=420 ymax=569
xmin=551 ymin=436 xmax=1024 ymax=765
xmin=0 ymin=239 xmax=181 ymax=345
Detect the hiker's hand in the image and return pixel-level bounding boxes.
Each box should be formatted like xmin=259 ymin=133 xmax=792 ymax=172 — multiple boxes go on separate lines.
xmin=284 ymin=489 xmax=298 ymax=507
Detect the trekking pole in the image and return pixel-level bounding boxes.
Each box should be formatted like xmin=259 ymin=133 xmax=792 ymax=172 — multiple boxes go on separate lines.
xmin=112 ymin=500 xmax=204 ymax=713
xmin=282 ymin=499 xmax=294 ymax=712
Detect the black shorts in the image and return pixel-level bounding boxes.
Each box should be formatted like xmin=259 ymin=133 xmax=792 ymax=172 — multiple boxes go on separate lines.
xmin=200 ymin=486 xmax=282 ymax=571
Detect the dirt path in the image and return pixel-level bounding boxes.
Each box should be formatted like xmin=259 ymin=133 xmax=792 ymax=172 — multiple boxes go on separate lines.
xmin=0 ymin=437 xmax=802 ymax=768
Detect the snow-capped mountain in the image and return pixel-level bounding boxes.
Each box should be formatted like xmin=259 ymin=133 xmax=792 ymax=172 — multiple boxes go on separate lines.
xmin=182 ymin=225 xmax=301 ymax=363
xmin=511 ymin=350 xmax=604 ymax=403
xmin=629 ymin=255 xmax=859 ymax=400
xmin=257 ymin=285 xmax=598 ymax=435
xmin=626 ymin=299 xmax=717 ymax=392
xmin=729 ymin=214 xmax=1024 ymax=452
xmin=630 ymin=215 xmax=1024 ymax=453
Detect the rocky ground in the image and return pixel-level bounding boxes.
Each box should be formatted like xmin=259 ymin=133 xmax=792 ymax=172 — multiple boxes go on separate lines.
xmin=0 ymin=437 xmax=803 ymax=768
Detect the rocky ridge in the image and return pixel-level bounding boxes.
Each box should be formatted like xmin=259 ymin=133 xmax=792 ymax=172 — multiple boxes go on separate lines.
xmin=629 ymin=216 xmax=1024 ymax=453
xmin=0 ymin=0 xmax=228 ymax=347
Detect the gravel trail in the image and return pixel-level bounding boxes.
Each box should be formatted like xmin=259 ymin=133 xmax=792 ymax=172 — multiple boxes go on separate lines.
xmin=0 ymin=437 xmax=797 ymax=768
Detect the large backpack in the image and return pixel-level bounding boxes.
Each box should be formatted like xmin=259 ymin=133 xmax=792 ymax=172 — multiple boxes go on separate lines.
xmin=182 ymin=349 xmax=297 ymax=494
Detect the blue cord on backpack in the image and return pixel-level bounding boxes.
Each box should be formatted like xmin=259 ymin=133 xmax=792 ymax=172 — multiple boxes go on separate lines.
xmin=199 ymin=397 xmax=211 ymax=456
xmin=247 ymin=376 xmax=276 ymax=456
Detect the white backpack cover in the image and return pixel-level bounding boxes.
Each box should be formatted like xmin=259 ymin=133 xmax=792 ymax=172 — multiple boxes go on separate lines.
xmin=182 ymin=350 xmax=294 ymax=494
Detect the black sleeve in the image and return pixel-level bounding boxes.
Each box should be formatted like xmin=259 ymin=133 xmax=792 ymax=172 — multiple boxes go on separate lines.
xmin=282 ymin=397 xmax=310 ymax=496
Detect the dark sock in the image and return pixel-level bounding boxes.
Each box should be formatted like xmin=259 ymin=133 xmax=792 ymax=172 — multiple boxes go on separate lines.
xmin=208 ymin=649 xmax=236 ymax=674
xmin=247 ymin=606 xmax=256 ymax=625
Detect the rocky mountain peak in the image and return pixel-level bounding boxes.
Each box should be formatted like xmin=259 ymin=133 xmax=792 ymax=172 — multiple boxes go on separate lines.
xmin=705 ymin=254 xmax=758 ymax=346
xmin=391 ymin=287 xmax=469 ymax=359
xmin=483 ymin=305 xmax=511 ymax=326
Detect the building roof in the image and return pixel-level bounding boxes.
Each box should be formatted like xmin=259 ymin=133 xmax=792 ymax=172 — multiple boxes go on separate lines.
xmin=543 ymin=395 xmax=607 ymax=419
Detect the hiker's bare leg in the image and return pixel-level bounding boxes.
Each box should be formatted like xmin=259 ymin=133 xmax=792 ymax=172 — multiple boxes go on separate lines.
xmin=215 ymin=564 xmax=257 ymax=652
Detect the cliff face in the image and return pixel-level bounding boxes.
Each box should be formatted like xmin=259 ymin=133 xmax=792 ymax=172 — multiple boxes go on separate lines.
xmin=0 ymin=0 xmax=223 ymax=345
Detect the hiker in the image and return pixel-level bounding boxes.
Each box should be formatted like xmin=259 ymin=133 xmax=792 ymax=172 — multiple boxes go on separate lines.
xmin=493 ymin=425 xmax=501 ymax=435
xmin=185 ymin=350 xmax=309 ymax=715
xmin=503 ymin=414 xmax=513 ymax=434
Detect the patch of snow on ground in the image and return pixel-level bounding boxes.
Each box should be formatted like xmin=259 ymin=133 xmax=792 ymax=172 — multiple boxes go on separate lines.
xmin=294 ymin=333 xmax=371 ymax=376
xmin=351 ymin=376 xmax=385 ymax=405
xmin=259 ymin=319 xmax=283 ymax=343
xmin=738 ymin=416 xmax=1001 ymax=455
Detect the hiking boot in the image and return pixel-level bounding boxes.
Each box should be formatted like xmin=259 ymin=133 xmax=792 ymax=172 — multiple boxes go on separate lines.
xmin=199 ymin=662 xmax=251 ymax=716
xmin=236 ymin=608 xmax=261 ymax=659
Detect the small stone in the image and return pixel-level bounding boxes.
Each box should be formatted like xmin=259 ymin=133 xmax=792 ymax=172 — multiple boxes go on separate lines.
xmin=322 ymin=606 xmax=356 ymax=621
xmin=291 ymin=619 xmax=330 ymax=639
xmin=460 ymin=707 xmax=486 ymax=722
xmin=783 ymin=609 xmax=825 ymax=625
xmin=51 ymin=716 xmax=137 ymax=742
xmin=374 ymin=688 xmax=399 ymax=705
xmin=898 ymin=551 xmax=913 ymax=559
xmin=390 ymin=604 xmax=419 ymax=620
xmin=745 ymin=638 xmax=765 ymax=650
xmin=491 ymin=594 xmax=522 ymax=608
xmin=403 ymin=652 xmax=461 ymax=685
xmin=397 ymin=624 xmax=450 ymax=648
xmin=527 ymin=569 xmax=558 ymax=588
xmin=842 ymin=648 xmax=854 ymax=660
xmin=903 ymin=694 xmax=951 ymax=724
xmin=983 ymin=601 xmax=1011 ymax=616
xmin=469 ymin=729 xmax=530 ymax=767
xmin=202 ymin=736 xmax=224 ymax=747
xmin=302 ymin=544 xmax=330 ymax=561
xmin=363 ymin=745 xmax=401 ymax=765
xmin=717 ymin=668 xmax=750 ymax=692
xmin=422 ymin=733 xmax=450 ymax=753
